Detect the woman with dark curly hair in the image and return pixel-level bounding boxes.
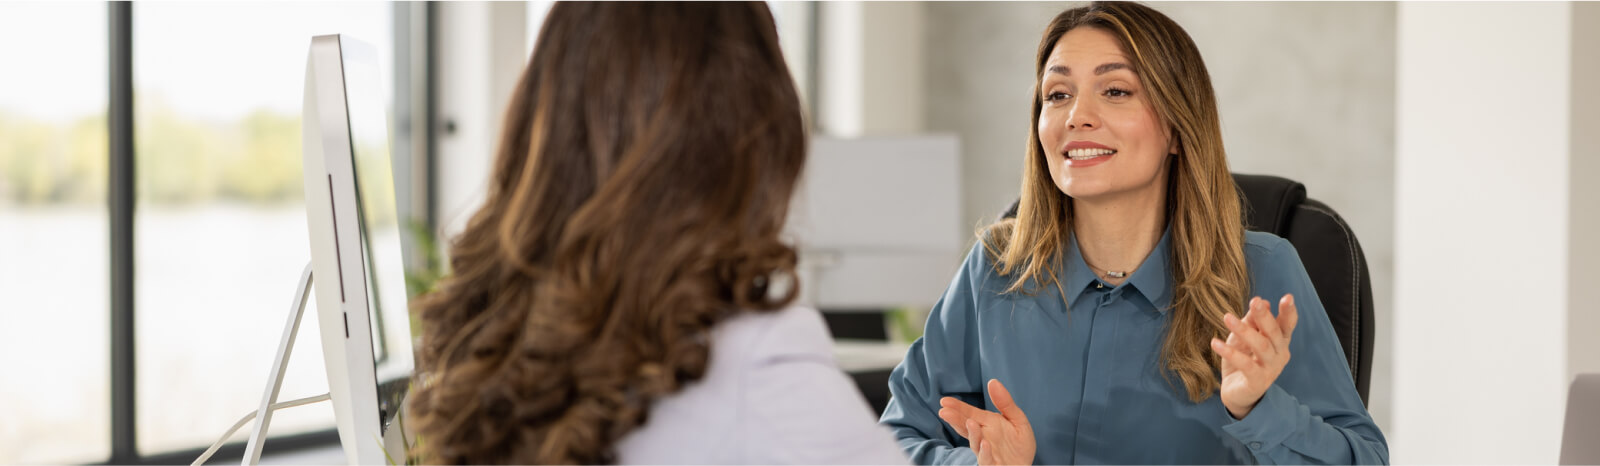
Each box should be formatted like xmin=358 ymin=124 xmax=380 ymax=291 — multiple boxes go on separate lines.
xmin=404 ymin=2 xmax=906 ymax=464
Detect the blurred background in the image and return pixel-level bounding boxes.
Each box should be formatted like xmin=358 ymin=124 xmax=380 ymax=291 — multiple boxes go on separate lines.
xmin=1 ymin=1 xmax=1595 ymax=464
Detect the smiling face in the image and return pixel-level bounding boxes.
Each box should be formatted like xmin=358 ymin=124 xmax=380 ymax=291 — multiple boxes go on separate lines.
xmin=1037 ymin=26 xmax=1175 ymax=203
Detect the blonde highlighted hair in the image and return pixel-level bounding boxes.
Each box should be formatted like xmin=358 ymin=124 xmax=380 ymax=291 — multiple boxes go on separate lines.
xmin=983 ymin=1 xmax=1248 ymax=402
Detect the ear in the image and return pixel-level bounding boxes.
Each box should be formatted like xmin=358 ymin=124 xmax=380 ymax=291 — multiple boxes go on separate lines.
xmin=1168 ymin=132 xmax=1181 ymax=155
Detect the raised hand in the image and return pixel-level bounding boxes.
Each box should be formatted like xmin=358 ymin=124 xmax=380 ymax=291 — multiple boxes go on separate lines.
xmin=1210 ymin=294 xmax=1300 ymax=420
xmin=937 ymin=379 xmax=1035 ymax=465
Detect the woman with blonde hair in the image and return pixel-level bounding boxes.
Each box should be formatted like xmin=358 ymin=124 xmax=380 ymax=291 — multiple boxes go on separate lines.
xmin=880 ymin=2 xmax=1387 ymax=463
xmin=406 ymin=2 xmax=905 ymax=463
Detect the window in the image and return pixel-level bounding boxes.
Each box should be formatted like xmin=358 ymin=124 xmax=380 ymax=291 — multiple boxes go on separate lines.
xmin=130 ymin=2 xmax=393 ymax=456
xmin=0 ymin=2 xmax=428 ymax=462
xmin=0 ymin=3 xmax=112 ymax=463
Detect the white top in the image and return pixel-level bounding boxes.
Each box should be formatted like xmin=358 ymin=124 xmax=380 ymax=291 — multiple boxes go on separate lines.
xmin=614 ymin=305 xmax=909 ymax=465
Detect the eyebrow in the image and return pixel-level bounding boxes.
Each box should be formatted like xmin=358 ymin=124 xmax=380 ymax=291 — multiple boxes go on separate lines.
xmin=1046 ymin=62 xmax=1132 ymax=77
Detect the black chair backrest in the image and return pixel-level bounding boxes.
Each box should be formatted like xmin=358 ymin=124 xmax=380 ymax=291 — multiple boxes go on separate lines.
xmin=997 ymin=173 xmax=1374 ymax=406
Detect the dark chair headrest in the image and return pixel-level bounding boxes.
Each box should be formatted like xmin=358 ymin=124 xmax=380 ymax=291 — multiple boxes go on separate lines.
xmin=1233 ymin=173 xmax=1307 ymax=235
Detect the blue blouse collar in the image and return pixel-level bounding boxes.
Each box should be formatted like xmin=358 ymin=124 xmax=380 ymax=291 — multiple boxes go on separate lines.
xmin=1063 ymin=225 xmax=1176 ymax=313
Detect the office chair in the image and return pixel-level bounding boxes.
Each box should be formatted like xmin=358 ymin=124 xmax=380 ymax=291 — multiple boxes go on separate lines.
xmin=998 ymin=173 xmax=1376 ymax=406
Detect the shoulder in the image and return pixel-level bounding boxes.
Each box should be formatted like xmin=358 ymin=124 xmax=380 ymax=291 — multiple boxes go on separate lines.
xmin=615 ymin=305 xmax=841 ymax=464
xmin=722 ymin=307 xmax=909 ymax=464
xmin=1242 ymin=230 xmax=1314 ymax=294
xmin=963 ymin=233 xmax=1000 ymax=274
xmin=1243 ymin=230 xmax=1303 ymax=272
xmin=615 ymin=306 xmax=834 ymax=464
xmin=1244 ymin=230 xmax=1293 ymax=256
xmin=960 ymin=232 xmax=1017 ymax=294
xmin=714 ymin=304 xmax=835 ymax=365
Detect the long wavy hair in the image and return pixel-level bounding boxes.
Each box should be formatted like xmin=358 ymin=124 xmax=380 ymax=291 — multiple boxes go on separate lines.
xmin=406 ymin=3 xmax=806 ymax=463
xmin=983 ymin=1 xmax=1249 ymax=403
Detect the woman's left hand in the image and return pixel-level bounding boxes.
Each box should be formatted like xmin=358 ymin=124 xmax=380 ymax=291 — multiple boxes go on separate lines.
xmin=1210 ymin=294 xmax=1299 ymax=420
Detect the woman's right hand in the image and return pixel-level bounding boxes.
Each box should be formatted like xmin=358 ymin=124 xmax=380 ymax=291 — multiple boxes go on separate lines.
xmin=937 ymin=379 xmax=1036 ymax=465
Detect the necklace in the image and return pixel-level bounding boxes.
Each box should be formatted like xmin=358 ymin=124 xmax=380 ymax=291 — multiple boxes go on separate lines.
xmin=1083 ymin=259 xmax=1130 ymax=279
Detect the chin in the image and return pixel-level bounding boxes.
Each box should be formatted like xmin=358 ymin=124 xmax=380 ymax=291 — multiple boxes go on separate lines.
xmin=1055 ymin=177 xmax=1105 ymax=200
xmin=1063 ymin=190 xmax=1106 ymax=201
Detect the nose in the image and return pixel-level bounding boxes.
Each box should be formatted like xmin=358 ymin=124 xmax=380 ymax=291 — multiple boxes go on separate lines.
xmin=1066 ymin=99 xmax=1098 ymax=131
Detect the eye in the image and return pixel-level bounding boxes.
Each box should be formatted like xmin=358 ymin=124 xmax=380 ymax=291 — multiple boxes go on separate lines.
xmin=1104 ymin=87 xmax=1132 ymax=98
xmin=1045 ymin=91 xmax=1071 ymax=103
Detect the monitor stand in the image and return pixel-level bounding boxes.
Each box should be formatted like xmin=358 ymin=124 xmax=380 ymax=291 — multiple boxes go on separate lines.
xmin=191 ymin=261 xmax=333 ymax=466
xmin=241 ymin=262 xmax=315 ymax=465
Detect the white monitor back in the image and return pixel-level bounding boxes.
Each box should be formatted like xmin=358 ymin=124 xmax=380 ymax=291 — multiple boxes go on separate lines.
xmin=301 ymin=34 xmax=414 ymax=465
xmin=787 ymin=135 xmax=965 ymax=310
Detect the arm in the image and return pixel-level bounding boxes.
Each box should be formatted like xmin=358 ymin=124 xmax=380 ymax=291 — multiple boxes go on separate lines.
xmin=879 ymin=244 xmax=989 ymax=465
xmin=1221 ymin=238 xmax=1388 ymax=464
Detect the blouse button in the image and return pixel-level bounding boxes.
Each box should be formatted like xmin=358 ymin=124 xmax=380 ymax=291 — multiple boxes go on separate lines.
xmin=1250 ymin=442 xmax=1263 ymax=450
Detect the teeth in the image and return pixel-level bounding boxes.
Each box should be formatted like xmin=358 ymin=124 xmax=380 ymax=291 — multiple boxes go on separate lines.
xmin=1066 ymin=148 xmax=1117 ymax=159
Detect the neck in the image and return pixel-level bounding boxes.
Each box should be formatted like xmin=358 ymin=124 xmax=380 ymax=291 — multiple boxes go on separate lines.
xmin=1071 ymin=184 xmax=1167 ymax=283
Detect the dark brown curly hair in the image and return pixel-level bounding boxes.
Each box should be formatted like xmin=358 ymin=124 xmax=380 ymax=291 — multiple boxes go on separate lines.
xmin=406 ymin=2 xmax=806 ymax=463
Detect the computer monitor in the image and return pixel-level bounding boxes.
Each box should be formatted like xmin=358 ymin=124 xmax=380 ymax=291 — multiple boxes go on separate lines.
xmin=301 ymin=34 xmax=414 ymax=464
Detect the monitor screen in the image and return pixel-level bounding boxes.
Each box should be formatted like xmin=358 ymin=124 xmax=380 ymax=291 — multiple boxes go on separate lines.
xmin=340 ymin=38 xmax=413 ymax=435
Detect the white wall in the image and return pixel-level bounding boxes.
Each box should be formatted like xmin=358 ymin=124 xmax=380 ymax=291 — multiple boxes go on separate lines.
xmin=920 ymin=2 xmax=1046 ymax=229
xmin=918 ymin=1 xmax=1398 ymax=430
xmin=434 ymin=1 xmax=526 ymax=243
xmin=1569 ymin=1 xmax=1600 ymax=384
xmin=818 ymin=2 xmax=926 ymax=137
xmin=1395 ymin=2 xmax=1594 ymax=463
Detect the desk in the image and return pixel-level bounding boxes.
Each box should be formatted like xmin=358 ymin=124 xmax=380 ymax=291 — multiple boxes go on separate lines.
xmin=834 ymin=339 xmax=912 ymax=373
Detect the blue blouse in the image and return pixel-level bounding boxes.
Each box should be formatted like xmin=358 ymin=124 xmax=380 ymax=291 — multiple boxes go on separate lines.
xmin=879 ymin=228 xmax=1388 ymax=464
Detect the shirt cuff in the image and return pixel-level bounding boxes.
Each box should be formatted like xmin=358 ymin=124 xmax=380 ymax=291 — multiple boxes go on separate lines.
xmin=1220 ymin=384 xmax=1301 ymax=453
